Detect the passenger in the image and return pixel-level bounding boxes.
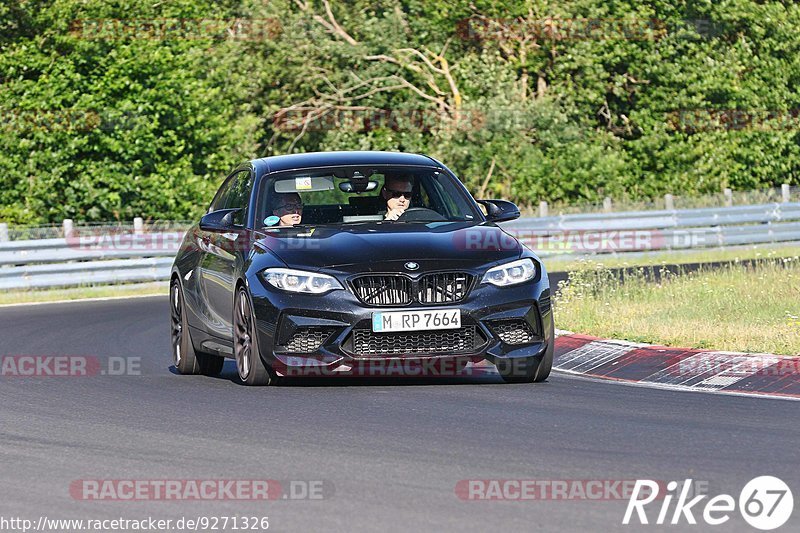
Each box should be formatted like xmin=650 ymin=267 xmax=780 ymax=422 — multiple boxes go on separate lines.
xmin=270 ymin=192 xmax=303 ymax=227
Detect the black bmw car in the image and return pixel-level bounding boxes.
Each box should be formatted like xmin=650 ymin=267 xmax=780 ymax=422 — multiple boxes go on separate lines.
xmin=170 ymin=151 xmax=553 ymax=385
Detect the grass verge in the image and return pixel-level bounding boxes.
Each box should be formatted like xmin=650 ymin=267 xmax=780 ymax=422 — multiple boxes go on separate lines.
xmin=0 ymin=282 xmax=168 ymax=306
xmin=544 ymin=244 xmax=800 ymax=272
xmin=554 ymin=258 xmax=800 ymax=355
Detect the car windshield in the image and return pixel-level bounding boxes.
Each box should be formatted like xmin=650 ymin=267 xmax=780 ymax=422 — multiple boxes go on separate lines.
xmin=256 ymin=165 xmax=482 ymax=228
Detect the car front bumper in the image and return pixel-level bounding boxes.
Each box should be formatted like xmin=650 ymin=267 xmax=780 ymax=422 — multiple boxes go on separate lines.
xmin=249 ymin=273 xmax=553 ymax=377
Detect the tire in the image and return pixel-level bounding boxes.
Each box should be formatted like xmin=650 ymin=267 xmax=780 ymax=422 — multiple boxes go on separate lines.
xmin=170 ymin=278 xmax=225 ymax=377
xmin=233 ymin=287 xmax=274 ymax=386
xmin=499 ymin=314 xmax=554 ymax=384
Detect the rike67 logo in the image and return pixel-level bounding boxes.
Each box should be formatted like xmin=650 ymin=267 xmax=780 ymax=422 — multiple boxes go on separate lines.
xmin=624 ymin=476 xmax=794 ymax=530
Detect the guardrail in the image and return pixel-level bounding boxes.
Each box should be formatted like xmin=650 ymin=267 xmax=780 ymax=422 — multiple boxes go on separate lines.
xmin=1 ymin=201 xmax=799 ymax=290
xmin=0 ymin=230 xmax=184 ymax=290
xmin=0 ymin=257 xmax=174 ymax=290
xmin=511 ymin=202 xmax=800 ymax=231
xmin=504 ymin=202 xmax=800 ymax=256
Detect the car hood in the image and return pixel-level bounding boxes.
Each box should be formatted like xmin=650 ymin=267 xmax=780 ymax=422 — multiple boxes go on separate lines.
xmin=253 ymin=222 xmax=522 ymax=271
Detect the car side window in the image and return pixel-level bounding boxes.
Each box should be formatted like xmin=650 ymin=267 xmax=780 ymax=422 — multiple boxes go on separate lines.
xmin=420 ymin=175 xmax=453 ymax=217
xmin=208 ymin=174 xmax=236 ymax=214
xmin=417 ymin=180 xmax=433 ymax=210
xmin=208 ymin=170 xmax=252 ymax=227
xmin=224 ymin=171 xmax=253 ymax=227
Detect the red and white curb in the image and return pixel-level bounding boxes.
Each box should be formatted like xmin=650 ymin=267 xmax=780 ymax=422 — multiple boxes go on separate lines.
xmin=554 ymin=330 xmax=800 ymax=401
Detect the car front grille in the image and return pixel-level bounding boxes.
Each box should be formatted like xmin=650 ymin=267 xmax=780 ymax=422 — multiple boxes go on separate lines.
xmin=350 ymin=275 xmax=412 ymax=306
xmin=349 ymin=326 xmax=484 ymax=357
xmin=276 ymin=327 xmax=336 ymax=354
xmin=417 ymin=272 xmax=472 ymax=304
xmin=350 ymin=272 xmax=473 ymax=306
xmin=488 ymin=319 xmax=540 ymax=345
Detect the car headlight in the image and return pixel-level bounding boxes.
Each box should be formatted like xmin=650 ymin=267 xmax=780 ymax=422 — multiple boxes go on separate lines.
xmin=261 ymin=268 xmax=343 ymax=294
xmin=481 ymin=258 xmax=537 ymax=287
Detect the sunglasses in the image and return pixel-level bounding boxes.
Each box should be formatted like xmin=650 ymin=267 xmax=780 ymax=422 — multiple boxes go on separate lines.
xmin=385 ymin=188 xmax=412 ymax=199
xmin=276 ymin=203 xmax=303 ymax=213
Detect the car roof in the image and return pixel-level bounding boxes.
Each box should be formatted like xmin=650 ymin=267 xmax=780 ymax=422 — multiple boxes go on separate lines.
xmin=251 ymin=151 xmax=441 ymax=175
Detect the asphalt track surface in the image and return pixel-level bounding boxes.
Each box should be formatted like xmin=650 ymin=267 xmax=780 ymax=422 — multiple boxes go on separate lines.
xmin=1 ymin=296 xmax=799 ymax=532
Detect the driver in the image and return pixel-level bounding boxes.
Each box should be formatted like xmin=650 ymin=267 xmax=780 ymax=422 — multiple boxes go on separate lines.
xmin=381 ymin=174 xmax=413 ymax=221
xmin=270 ymin=192 xmax=303 ymax=227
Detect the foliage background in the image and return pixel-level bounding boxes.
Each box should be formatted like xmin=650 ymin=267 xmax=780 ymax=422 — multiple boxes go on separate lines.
xmin=1 ymin=0 xmax=799 ymax=224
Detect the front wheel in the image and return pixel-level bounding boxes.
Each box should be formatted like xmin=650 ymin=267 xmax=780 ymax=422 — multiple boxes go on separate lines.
xmin=233 ymin=287 xmax=274 ymax=386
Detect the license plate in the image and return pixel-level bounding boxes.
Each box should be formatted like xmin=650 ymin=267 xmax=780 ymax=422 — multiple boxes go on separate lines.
xmin=372 ymin=309 xmax=461 ymax=332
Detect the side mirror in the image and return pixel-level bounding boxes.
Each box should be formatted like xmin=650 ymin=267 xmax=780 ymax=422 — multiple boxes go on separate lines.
xmin=477 ymin=200 xmax=520 ymax=223
xmin=200 ymin=208 xmax=240 ymax=231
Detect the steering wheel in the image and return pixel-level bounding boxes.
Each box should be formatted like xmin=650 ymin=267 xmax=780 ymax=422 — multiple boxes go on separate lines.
xmin=395 ymin=207 xmax=447 ymax=222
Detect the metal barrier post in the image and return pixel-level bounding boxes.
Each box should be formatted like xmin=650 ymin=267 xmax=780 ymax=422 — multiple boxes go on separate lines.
xmin=539 ymin=201 xmax=549 ymax=218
